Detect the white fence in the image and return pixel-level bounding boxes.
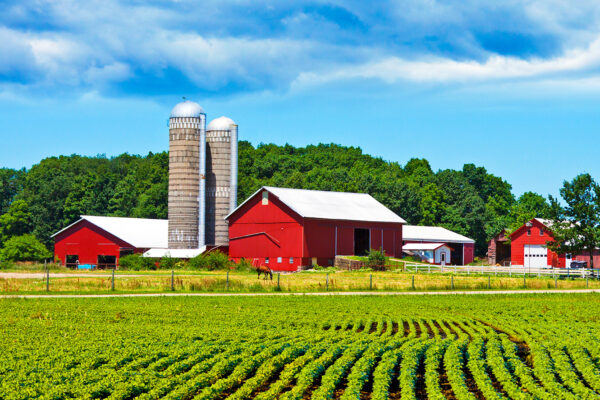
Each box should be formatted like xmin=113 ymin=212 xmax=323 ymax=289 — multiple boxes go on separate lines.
xmin=403 ymin=263 xmax=600 ymax=279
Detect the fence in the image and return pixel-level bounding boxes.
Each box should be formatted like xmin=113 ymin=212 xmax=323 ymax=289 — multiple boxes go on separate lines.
xmin=403 ymin=262 xmax=600 ymax=279
xmin=11 ymin=266 xmax=600 ymax=294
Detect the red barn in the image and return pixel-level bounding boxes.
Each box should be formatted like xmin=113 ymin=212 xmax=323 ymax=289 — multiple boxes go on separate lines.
xmin=226 ymin=187 xmax=406 ymax=271
xmin=511 ymin=218 xmax=600 ymax=268
xmin=52 ymin=216 xmax=167 ymax=268
xmin=510 ymin=218 xmax=567 ymax=268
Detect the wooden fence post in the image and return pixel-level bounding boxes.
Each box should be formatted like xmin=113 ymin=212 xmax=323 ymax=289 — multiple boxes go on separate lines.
xmin=488 ymin=276 xmax=491 ymax=289
xmin=111 ymin=269 xmax=115 ymax=291
xmin=326 ymin=273 xmax=329 ymax=291
xmin=226 ymin=270 xmax=229 ymax=291
xmin=412 ymin=275 xmax=415 ymax=290
xmin=46 ymin=267 xmax=49 ymax=292
xmin=171 ymin=270 xmax=175 ymax=291
xmin=451 ymin=275 xmax=454 ymax=290
xmin=277 ymin=273 xmax=280 ymax=290
xmin=369 ymin=274 xmax=372 ymax=290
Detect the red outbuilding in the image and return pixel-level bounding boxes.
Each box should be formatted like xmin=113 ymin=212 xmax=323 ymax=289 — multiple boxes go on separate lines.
xmin=226 ymin=187 xmax=406 ymax=271
xmin=52 ymin=215 xmax=167 ymax=268
xmin=510 ymin=218 xmax=600 ymax=268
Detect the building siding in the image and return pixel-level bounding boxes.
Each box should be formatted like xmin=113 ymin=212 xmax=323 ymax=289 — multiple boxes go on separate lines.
xmin=54 ymin=220 xmax=139 ymax=266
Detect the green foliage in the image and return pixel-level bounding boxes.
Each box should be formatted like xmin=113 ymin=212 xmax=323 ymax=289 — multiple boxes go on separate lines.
xmin=0 ymin=234 xmax=51 ymax=262
xmin=366 ymin=248 xmax=387 ymax=269
xmin=234 ymin=258 xmax=254 ymax=272
xmin=188 ymin=250 xmax=232 ymax=270
xmin=547 ymin=173 xmax=600 ymax=268
xmin=159 ymin=255 xmax=181 ymax=270
xmin=118 ymin=254 xmax=157 ymax=270
xmin=0 ymin=200 xmax=32 ymax=244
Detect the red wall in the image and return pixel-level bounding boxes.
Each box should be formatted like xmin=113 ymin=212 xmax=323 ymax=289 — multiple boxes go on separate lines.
xmin=463 ymin=243 xmax=475 ymax=265
xmin=510 ymin=219 xmax=565 ymax=268
xmin=54 ymin=220 xmax=138 ymax=266
xmin=575 ymin=251 xmax=600 ymax=268
xmin=228 ymin=189 xmax=404 ymax=271
xmin=228 ymin=191 xmax=304 ymax=271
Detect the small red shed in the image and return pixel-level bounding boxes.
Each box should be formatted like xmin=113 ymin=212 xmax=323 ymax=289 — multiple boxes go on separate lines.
xmin=226 ymin=187 xmax=406 ymax=271
xmin=52 ymin=216 xmax=167 ymax=268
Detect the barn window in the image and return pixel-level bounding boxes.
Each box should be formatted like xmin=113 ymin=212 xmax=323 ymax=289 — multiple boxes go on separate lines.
xmin=265 ymin=257 xmax=269 ymax=264
xmin=527 ymin=229 xmax=531 ymax=236
xmin=289 ymin=257 xmax=294 ymax=264
xmin=262 ymin=191 xmax=269 ymax=205
xmin=277 ymin=257 xmax=282 ymax=263
xmin=540 ymin=229 xmax=544 ymax=236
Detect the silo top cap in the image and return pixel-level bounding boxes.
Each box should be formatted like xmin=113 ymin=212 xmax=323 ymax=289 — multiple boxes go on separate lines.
xmin=207 ymin=116 xmax=236 ymax=131
xmin=170 ymin=100 xmax=205 ymax=118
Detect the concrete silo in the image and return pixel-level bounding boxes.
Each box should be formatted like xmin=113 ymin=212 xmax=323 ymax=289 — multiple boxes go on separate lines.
xmin=168 ymin=100 xmax=206 ymax=248
xmin=206 ymin=116 xmax=238 ymax=246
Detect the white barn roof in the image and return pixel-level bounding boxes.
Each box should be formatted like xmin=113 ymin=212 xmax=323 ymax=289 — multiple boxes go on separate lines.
xmin=403 ymin=225 xmax=474 ymax=244
xmin=403 ymin=242 xmax=450 ymax=251
xmin=52 ymin=215 xmax=168 ymax=249
xmin=227 ymin=186 xmax=406 ymax=224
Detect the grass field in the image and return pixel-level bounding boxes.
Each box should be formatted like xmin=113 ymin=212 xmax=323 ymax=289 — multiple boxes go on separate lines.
xmin=2 ymin=269 xmax=600 ymax=294
xmin=2 ymin=293 xmax=600 ymax=399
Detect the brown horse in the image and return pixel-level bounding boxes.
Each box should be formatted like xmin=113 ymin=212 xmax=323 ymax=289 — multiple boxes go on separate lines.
xmin=256 ymin=265 xmax=273 ymax=280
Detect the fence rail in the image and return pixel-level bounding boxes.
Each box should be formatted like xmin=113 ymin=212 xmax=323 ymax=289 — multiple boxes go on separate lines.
xmin=403 ymin=262 xmax=600 ymax=278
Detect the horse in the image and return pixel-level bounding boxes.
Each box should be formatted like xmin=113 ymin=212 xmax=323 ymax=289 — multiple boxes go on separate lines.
xmin=256 ymin=265 xmax=273 ymax=280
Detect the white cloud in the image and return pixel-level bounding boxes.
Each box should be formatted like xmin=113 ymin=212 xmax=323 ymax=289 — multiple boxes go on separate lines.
xmin=292 ymin=37 xmax=600 ymax=88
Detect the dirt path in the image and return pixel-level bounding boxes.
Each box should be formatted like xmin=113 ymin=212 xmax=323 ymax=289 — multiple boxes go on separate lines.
xmin=1 ymin=289 xmax=599 ymax=299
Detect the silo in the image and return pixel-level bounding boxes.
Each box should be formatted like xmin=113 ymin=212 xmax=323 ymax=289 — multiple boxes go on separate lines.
xmin=168 ymin=100 xmax=206 ymax=249
xmin=206 ymin=116 xmax=238 ymax=246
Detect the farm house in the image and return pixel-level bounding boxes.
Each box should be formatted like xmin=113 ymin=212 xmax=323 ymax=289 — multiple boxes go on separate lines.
xmin=52 ymin=216 xmax=167 ymax=268
xmin=510 ymin=218 xmax=600 ymax=268
xmin=226 ymin=186 xmax=406 ymax=271
xmin=402 ymin=225 xmax=475 ymax=265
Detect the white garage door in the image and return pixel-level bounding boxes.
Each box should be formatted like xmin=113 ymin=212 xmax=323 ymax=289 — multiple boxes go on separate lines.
xmin=525 ymin=245 xmax=548 ymax=268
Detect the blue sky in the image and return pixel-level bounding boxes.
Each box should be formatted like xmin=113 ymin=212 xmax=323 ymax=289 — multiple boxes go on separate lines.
xmin=1 ymin=1 xmax=600 ymax=198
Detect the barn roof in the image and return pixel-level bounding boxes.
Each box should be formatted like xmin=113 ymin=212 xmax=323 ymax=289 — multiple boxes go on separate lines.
xmin=227 ymin=186 xmax=406 ymax=224
xmin=403 ymin=225 xmax=474 ymax=244
xmin=52 ymin=215 xmax=168 ymax=249
xmin=403 ymin=242 xmax=449 ymax=251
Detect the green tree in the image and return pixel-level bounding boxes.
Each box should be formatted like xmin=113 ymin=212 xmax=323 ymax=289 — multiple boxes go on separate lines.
xmin=547 ymin=174 xmax=600 ymax=269
xmin=0 ymin=234 xmax=51 ymax=262
xmin=0 ymin=200 xmax=33 ymax=244
xmin=507 ymin=192 xmax=552 ymax=233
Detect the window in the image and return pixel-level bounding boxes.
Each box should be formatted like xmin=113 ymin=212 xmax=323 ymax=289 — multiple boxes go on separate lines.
xmin=540 ymin=229 xmax=544 ymax=236
xmin=265 ymin=257 xmax=269 ymax=264
xmin=289 ymin=257 xmax=294 ymax=264
xmin=262 ymin=191 xmax=269 ymax=205
xmin=277 ymin=257 xmax=282 ymax=263
xmin=66 ymin=255 xmax=79 ymax=269
xmin=527 ymin=229 xmax=531 ymax=236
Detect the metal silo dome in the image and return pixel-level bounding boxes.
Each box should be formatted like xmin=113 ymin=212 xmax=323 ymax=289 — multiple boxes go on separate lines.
xmin=207 ymin=116 xmax=235 ymax=130
xmin=170 ymin=100 xmax=205 ymax=118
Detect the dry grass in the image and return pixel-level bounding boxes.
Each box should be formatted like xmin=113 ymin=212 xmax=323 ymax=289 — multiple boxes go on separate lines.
xmin=1 ymin=270 xmax=599 ymax=294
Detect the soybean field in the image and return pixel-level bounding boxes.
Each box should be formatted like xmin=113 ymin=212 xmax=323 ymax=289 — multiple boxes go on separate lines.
xmin=1 ymin=294 xmax=600 ymax=399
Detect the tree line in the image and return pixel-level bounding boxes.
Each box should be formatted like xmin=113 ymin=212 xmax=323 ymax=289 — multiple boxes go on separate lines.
xmin=0 ymin=141 xmax=590 ymax=260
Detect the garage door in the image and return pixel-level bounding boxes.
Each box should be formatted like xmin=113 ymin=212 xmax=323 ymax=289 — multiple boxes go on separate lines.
xmin=524 ymin=245 xmax=548 ymax=268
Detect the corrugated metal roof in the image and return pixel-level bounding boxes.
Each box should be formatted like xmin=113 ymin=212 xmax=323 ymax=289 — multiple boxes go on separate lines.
xmin=52 ymin=215 xmax=168 ymax=249
xmin=403 ymin=242 xmax=449 ymax=251
xmin=403 ymin=225 xmax=474 ymax=243
xmin=227 ymin=186 xmax=406 ymax=224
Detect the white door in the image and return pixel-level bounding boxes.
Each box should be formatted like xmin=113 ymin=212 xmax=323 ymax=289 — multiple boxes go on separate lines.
xmin=565 ymin=253 xmax=572 ymax=268
xmin=525 ymin=245 xmax=547 ymax=268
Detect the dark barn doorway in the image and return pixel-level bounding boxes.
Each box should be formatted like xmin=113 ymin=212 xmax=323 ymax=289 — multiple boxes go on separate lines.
xmin=66 ymin=255 xmax=79 ymax=269
xmin=354 ymin=228 xmax=370 ymax=256
xmin=448 ymin=243 xmax=463 ymax=265
xmin=97 ymin=255 xmax=117 ymax=269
